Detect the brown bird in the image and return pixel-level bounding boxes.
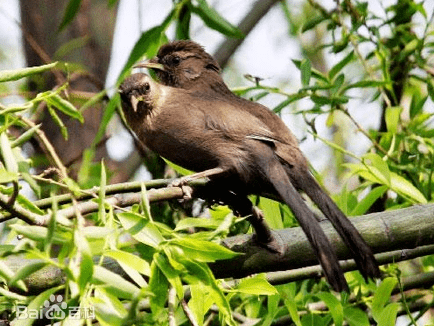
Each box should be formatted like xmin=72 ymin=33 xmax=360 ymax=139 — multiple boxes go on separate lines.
xmin=119 ymin=67 xmax=379 ymax=292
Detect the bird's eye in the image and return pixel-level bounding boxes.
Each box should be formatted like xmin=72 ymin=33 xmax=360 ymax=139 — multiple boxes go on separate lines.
xmin=171 ymin=55 xmax=181 ymax=66
xmin=143 ymin=82 xmax=150 ymax=91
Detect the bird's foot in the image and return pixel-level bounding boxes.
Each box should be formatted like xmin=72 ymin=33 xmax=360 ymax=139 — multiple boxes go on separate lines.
xmin=170 ymin=176 xmax=194 ymax=201
xmin=253 ymin=231 xmax=285 ymax=255
xmin=248 ymin=207 xmax=285 ymax=255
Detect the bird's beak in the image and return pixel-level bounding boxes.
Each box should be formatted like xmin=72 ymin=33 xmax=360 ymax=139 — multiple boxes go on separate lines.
xmin=134 ymin=59 xmax=165 ymax=71
xmin=130 ymin=96 xmax=139 ymax=113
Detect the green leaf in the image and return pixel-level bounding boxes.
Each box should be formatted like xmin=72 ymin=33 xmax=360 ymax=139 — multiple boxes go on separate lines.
xmin=91 ymin=91 xmax=119 ymax=149
xmin=75 ymin=230 xmax=94 ymax=293
xmin=350 ymin=185 xmax=388 ymax=216
xmin=0 ymin=260 xmax=27 ymax=292
xmin=154 ymin=252 xmax=183 ymax=299
xmin=9 ymin=261 xmax=48 ymax=288
xmin=149 ymin=260 xmax=169 ymax=317
xmin=105 ymin=250 xmax=151 ymax=277
xmin=58 ymin=0 xmax=82 ymax=31
xmin=46 ymin=94 xmax=84 ymax=123
xmin=329 ymin=51 xmax=354 ymax=79
xmin=192 ymin=0 xmax=244 ymax=38
xmin=0 ymin=132 xmax=18 ymax=173
xmin=315 ymin=292 xmax=343 ymax=326
xmin=385 ymin=106 xmax=402 ymax=133
xmin=390 ymin=173 xmax=427 ymax=204
xmin=104 ymin=254 xmax=148 ymax=289
xmin=371 ymin=277 xmax=397 ymax=321
xmin=344 ymin=80 xmax=390 ymax=90
xmin=0 ymin=62 xmax=58 ymax=82
xmin=176 ymin=3 xmax=191 ymax=39
xmin=259 ymin=197 xmax=283 ymax=229
xmin=0 ymin=168 xmax=18 ymax=184
xmin=10 ymin=225 xmax=71 ymax=243
xmin=15 ymin=286 xmax=64 ymax=326
xmin=169 ymin=238 xmax=240 ymax=262
xmin=183 ymin=259 xmax=236 ymax=326
xmin=311 ymin=95 xmax=332 ymax=105
xmin=93 ymin=265 xmax=140 ymax=299
xmin=377 ymin=303 xmax=399 ymax=326
xmin=98 ymin=160 xmax=107 ymax=222
xmin=118 ymin=25 xmax=168 ymax=83
xmin=279 ymin=283 xmax=302 ymax=326
xmin=302 ymin=15 xmax=327 ymax=32
xmin=162 ymin=157 xmax=194 ymax=176
xmin=117 ymin=212 xmax=164 ymax=248
xmin=91 ymin=288 xmax=127 ymax=326
xmin=47 ymin=105 xmax=69 ymax=140
xmin=363 ymin=153 xmax=391 ymax=185
xmin=300 ymin=59 xmax=312 ymax=87
xmin=189 ymin=283 xmax=208 ymax=326
xmin=11 ymin=124 xmax=42 ymax=148
xmin=175 ymin=217 xmax=221 ymax=231
xmin=427 ymin=80 xmax=434 ymax=102
xmin=301 ymin=313 xmax=325 ymax=326
xmin=343 ymin=307 xmax=370 ymax=326
xmin=292 ymin=59 xmax=328 ymax=83
xmin=273 ymin=93 xmax=307 ymax=113
xmin=80 ymin=89 xmax=107 ymax=113
xmin=235 ymin=274 xmax=277 ymax=295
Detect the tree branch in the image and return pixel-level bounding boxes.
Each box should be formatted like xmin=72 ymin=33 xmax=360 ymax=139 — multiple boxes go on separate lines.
xmin=3 ymin=203 xmax=434 ymax=294
xmin=210 ymin=203 xmax=434 ymax=279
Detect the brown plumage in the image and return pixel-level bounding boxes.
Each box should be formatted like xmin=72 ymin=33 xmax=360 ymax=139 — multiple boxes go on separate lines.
xmin=121 ymin=40 xmax=380 ymax=292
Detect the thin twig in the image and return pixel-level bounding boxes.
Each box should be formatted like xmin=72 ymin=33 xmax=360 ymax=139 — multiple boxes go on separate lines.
xmin=168 ymin=287 xmax=177 ymax=326
xmin=19 ymin=116 xmax=69 ymax=180
xmin=180 ymin=299 xmax=200 ymax=326
xmin=0 ymin=192 xmax=44 ymax=225
xmin=338 ymin=106 xmax=398 ymax=162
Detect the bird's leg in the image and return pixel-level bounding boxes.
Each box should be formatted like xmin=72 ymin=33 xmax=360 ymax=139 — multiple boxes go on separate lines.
xmin=170 ymin=167 xmax=226 ymax=200
xmin=223 ymin=192 xmax=285 ymax=254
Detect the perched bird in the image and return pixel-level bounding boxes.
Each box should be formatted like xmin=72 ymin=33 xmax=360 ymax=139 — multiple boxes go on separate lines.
xmin=119 ymin=68 xmax=379 ymax=292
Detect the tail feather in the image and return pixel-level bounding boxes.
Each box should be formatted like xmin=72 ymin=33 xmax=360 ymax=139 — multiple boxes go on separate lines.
xmin=265 ymin=161 xmax=349 ymax=292
xmin=301 ymin=173 xmax=381 ymax=280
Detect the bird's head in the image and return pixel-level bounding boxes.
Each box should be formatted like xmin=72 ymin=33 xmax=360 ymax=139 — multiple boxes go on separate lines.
xmin=119 ymin=73 xmax=158 ymax=116
xmin=135 ymin=40 xmax=221 ymax=88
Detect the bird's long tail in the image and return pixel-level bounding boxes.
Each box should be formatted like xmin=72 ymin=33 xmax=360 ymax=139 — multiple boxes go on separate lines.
xmin=300 ymin=173 xmax=381 ymax=280
xmin=264 ymin=160 xmax=349 ymax=292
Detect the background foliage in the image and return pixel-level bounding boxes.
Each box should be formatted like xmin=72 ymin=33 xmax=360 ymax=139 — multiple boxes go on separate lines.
xmin=0 ymin=0 xmax=434 ymax=325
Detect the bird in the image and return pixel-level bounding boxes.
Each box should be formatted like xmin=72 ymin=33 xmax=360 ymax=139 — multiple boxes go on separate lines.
xmin=119 ymin=66 xmax=380 ymax=292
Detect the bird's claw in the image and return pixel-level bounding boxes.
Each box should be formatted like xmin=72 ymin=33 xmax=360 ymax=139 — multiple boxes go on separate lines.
xmin=170 ymin=177 xmax=193 ymax=201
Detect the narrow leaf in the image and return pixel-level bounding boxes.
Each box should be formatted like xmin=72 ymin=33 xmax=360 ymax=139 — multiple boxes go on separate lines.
xmin=343 ymin=307 xmax=370 ymax=326
xmin=93 ymin=265 xmax=140 ymax=299
xmin=235 ymin=274 xmax=277 ymax=295
xmin=58 ymin=0 xmax=82 ymax=31
xmin=193 ymin=0 xmax=244 ymax=38
xmin=0 ymin=62 xmax=58 ymax=82
xmin=46 ymin=94 xmax=84 ymax=123
xmin=329 ymin=51 xmax=354 ymax=79
xmin=315 ymin=292 xmax=343 ymax=326
xmin=371 ymin=277 xmax=397 ymax=321
xmin=350 ymin=185 xmax=388 ymax=216
xmin=170 ymin=238 xmax=240 ymax=262
xmin=300 ymin=59 xmax=312 ymax=86
xmin=0 ymin=132 xmax=18 ymax=173
xmin=117 ymin=212 xmax=164 ymax=248
xmin=105 ymin=250 xmax=151 ymax=276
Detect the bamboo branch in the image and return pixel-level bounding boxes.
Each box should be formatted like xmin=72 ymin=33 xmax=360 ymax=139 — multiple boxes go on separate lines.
xmin=210 ymin=203 xmax=434 ymax=279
